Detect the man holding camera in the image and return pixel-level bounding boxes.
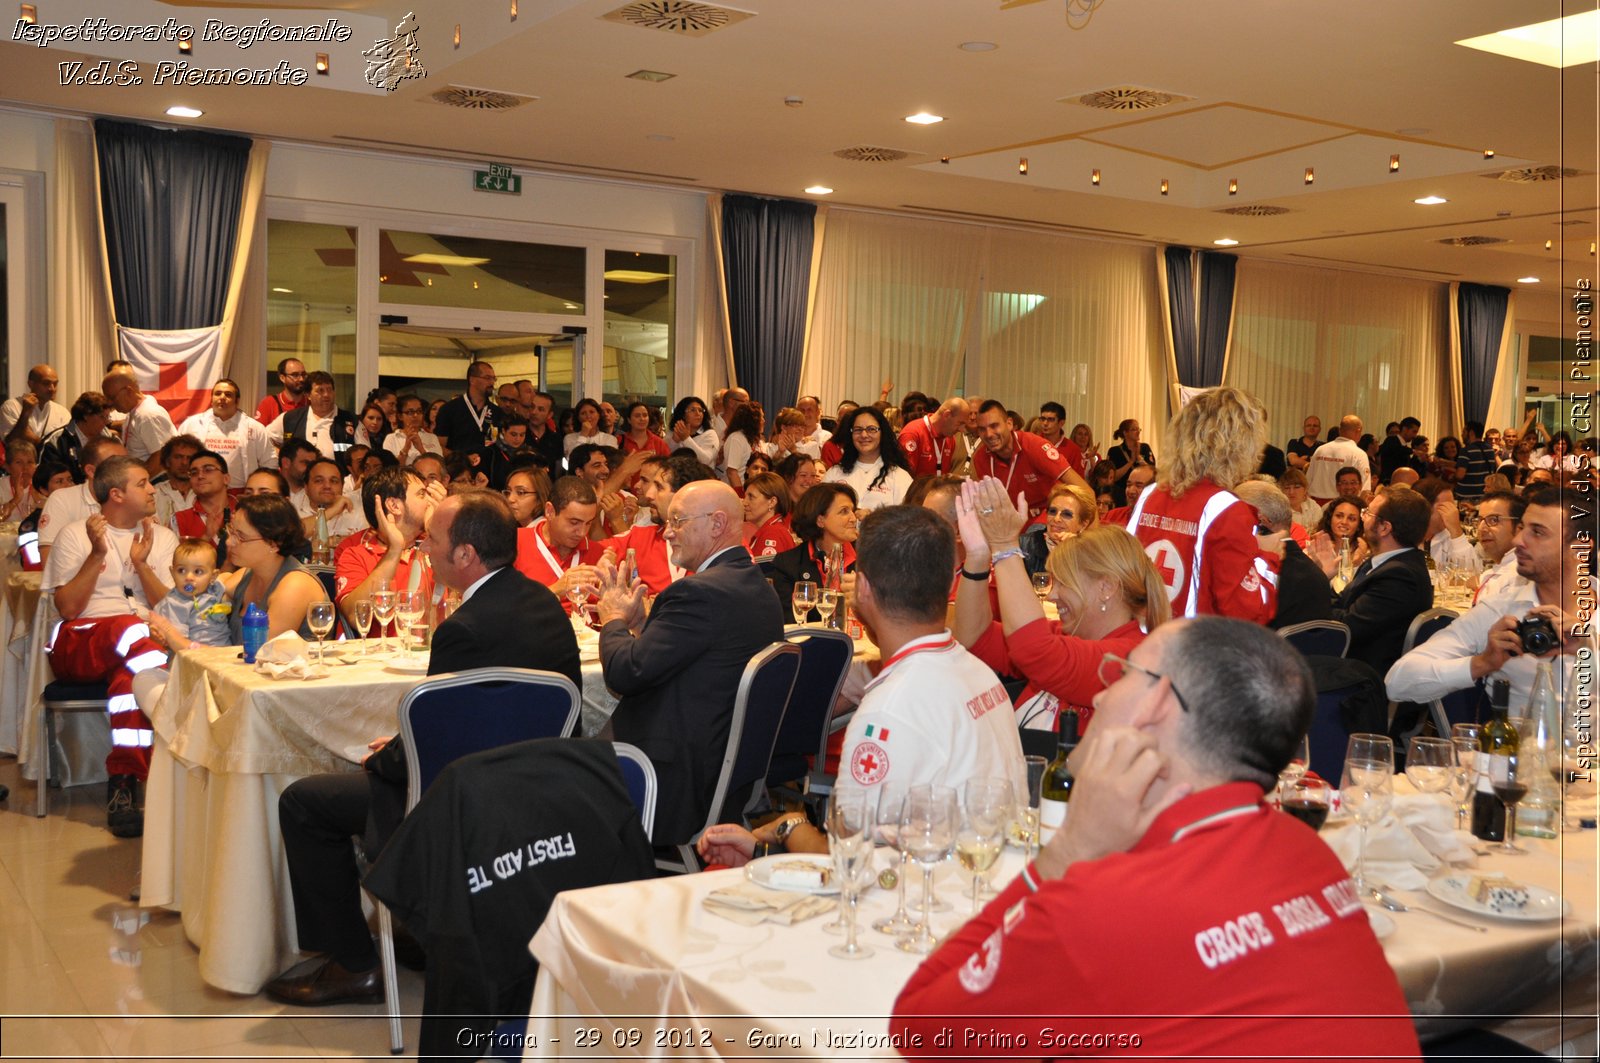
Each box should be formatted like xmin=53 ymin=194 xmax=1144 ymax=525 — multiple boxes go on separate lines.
xmin=1387 ymin=486 xmax=1593 ymax=707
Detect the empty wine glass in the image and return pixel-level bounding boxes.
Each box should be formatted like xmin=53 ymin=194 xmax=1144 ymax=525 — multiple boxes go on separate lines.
xmin=1490 ymin=752 xmax=1528 ymax=855
xmin=1340 ymin=733 xmax=1395 ymax=898
xmin=1450 ymin=722 xmax=1481 ymax=746
xmin=872 ymin=782 xmax=917 ymax=936
xmin=1405 ymin=736 xmax=1454 ymax=796
xmin=792 ymin=581 xmax=819 ymax=626
xmin=1448 ymin=737 xmax=1479 ymax=831
xmin=826 ymin=793 xmax=876 ymax=961
xmin=394 ymin=590 xmax=425 ymax=660
xmin=352 ymin=599 xmax=375 ymax=655
xmin=897 ymin=785 xmax=957 ymax=955
xmin=370 ymin=586 xmax=397 ymax=656
xmin=307 ymin=601 xmax=336 ymax=665
xmin=958 ymin=779 xmax=1010 ymax=912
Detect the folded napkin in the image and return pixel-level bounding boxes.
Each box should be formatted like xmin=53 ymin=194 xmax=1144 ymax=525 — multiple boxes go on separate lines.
xmin=702 ymin=880 xmax=836 ymax=926
xmin=1325 ymin=793 xmax=1477 ymax=890
xmin=253 ymin=632 xmax=327 ymax=680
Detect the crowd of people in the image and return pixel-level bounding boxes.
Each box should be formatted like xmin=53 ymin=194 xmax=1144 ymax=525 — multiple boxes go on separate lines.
xmin=3 ymin=352 xmax=1590 ymax=1051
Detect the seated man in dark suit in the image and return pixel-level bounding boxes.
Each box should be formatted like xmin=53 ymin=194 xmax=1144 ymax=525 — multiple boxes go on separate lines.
xmin=1330 ymin=488 xmax=1433 ymax=677
xmin=1235 ymin=479 xmax=1332 ymax=630
xmin=266 ymin=490 xmax=581 ymax=1006
xmin=590 ymin=480 xmax=785 ymax=847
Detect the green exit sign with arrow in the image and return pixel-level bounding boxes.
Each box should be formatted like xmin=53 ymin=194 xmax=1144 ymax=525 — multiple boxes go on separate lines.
xmin=474 ymin=163 xmax=521 ymax=195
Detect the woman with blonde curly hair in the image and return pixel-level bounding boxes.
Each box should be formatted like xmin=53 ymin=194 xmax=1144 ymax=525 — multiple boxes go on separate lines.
xmin=1120 ymin=385 xmax=1279 ymax=622
xmin=953 ymin=478 xmax=1168 ymax=732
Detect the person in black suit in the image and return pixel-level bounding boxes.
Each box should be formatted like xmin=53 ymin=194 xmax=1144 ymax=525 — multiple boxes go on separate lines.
xmin=768 ymin=483 xmax=859 ymax=623
xmin=590 ymin=480 xmax=785 ymax=846
xmin=266 ymin=490 xmax=580 ymax=1006
xmin=1235 ymin=480 xmax=1333 ymax=630
xmin=1377 ymin=417 xmax=1422 ymax=484
xmin=1329 ymin=488 xmax=1433 ymax=677
xmin=273 ymin=370 xmax=361 ymax=473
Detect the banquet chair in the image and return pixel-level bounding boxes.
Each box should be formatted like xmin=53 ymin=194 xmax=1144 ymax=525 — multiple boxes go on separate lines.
xmin=1277 ymin=619 xmax=1351 ymax=659
xmin=655 ymin=640 xmax=800 ymax=875
xmin=611 ymin=741 xmax=657 ymax=839
xmin=371 ymin=666 xmax=582 ymax=1054
xmin=34 ymin=678 xmax=109 ymax=818
xmin=1392 ymin=608 xmax=1459 ymax=753
xmin=763 ymin=626 xmax=854 ymax=813
xmin=1303 ymin=656 xmax=1388 ymax=782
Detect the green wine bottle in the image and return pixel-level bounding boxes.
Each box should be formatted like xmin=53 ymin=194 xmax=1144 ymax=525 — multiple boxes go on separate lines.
xmin=1039 ymin=709 xmax=1080 ymax=844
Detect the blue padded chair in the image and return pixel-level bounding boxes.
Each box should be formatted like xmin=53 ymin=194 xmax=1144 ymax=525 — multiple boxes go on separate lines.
xmin=656 ymin=640 xmax=800 ymax=874
xmin=373 ymin=667 xmax=581 ymax=1054
xmin=1278 ymin=620 xmax=1351 ymax=659
xmin=611 ymin=741 xmax=657 ymax=840
xmin=766 ymin=626 xmax=854 ymax=804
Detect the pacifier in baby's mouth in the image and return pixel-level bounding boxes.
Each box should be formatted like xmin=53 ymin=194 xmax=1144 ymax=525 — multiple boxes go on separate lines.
xmin=183 ymin=582 xmax=195 ymax=594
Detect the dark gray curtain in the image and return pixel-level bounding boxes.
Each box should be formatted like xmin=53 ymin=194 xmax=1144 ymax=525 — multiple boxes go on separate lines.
xmin=1196 ymin=251 xmax=1236 ymax=389
xmin=95 ymin=118 xmax=251 ymax=330
xmin=720 ymin=194 xmax=816 ymax=418
xmin=1458 ymin=283 xmax=1510 ymax=426
xmin=1164 ymin=246 xmax=1198 ymax=386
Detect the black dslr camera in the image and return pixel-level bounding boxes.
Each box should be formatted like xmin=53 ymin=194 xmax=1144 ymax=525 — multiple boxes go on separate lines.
xmin=1515 ymin=615 xmax=1560 ymax=656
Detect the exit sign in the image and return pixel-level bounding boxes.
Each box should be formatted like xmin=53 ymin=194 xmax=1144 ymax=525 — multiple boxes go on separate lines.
xmin=474 ymin=163 xmax=521 ymax=195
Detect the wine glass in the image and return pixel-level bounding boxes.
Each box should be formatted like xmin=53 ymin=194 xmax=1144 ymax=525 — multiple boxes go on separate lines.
xmin=1450 ymin=722 xmax=1481 ymax=746
xmin=1280 ymin=776 xmax=1331 ymax=831
xmin=1277 ymin=734 xmax=1310 ymax=804
xmin=1007 ymin=755 xmax=1047 ymax=858
xmin=791 ymin=581 xmax=819 ymax=626
xmin=1489 ymin=752 xmax=1528 ymax=855
xmin=306 ymin=601 xmax=336 ymax=666
xmin=871 ymin=782 xmax=918 ymax=936
xmin=370 ymin=587 xmax=397 ymax=656
xmin=896 ymin=785 xmax=957 ymax=955
xmin=352 ymin=599 xmax=375 ymax=655
xmin=826 ymin=792 xmax=875 ymax=961
xmin=1404 ymin=736 xmax=1454 ymax=796
xmin=394 ymin=590 xmax=425 ymax=660
xmin=1448 ymin=737 xmax=1479 ymax=831
xmin=958 ymin=779 xmax=1010 ymax=912
xmin=1030 ymin=572 xmax=1053 ymax=601
xmin=814 ymin=589 xmax=838 ymax=628
xmin=1340 ymin=733 xmax=1395 ymax=898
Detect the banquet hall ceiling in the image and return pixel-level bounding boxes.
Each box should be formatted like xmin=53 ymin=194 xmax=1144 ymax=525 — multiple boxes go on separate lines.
xmin=2 ymin=0 xmax=1595 ymax=291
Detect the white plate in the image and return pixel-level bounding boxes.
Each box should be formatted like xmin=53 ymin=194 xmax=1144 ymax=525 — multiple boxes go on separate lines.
xmin=1365 ymin=908 xmax=1396 ymax=940
xmin=383 ymin=656 xmax=431 ymax=674
xmin=1425 ymin=873 xmax=1571 ymax=922
xmin=744 ymin=853 xmax=839 ymax=895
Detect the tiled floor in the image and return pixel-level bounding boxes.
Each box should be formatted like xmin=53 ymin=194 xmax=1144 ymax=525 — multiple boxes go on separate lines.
xmin=0 ymin=756 xmax=429 ymax=1061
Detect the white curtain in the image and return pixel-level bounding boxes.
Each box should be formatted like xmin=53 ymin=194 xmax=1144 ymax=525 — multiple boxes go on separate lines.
xmin=1225 ymin=260 xmax=1452 ymax=443
xmin=801 ymin=210 xmax=1167 ymax=446
xmin=50 ymin=118 xmax=116 ymax=400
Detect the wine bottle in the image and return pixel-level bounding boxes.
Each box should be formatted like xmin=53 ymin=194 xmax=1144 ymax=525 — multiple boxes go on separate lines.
xmin=1039 ymin=710 xmax=1080 ymax=845
xmin=1470 ymin=679 xmax=1516 ymax=841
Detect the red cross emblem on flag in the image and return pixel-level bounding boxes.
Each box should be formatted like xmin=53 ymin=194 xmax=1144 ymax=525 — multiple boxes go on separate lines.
xmin=117 ymin=325 xmax=226 ymax=422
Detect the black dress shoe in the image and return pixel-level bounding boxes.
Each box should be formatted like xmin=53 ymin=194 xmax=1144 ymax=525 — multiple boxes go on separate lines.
xmin=264 ymin=956 xmax=383 ymax=1006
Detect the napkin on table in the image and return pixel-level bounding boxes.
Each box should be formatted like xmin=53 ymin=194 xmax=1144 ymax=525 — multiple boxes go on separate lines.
xmin=1324 ymin=793 xmax=1477 ymax=890
xmin=702 ymin=880 xmax=836 ymax=926
xmin=253 ymin=632 xmax=326 ymax=680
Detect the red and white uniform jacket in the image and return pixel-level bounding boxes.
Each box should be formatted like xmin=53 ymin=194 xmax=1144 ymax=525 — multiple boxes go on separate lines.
xmin=1125 ymin=478 xmax=1278 ymax=623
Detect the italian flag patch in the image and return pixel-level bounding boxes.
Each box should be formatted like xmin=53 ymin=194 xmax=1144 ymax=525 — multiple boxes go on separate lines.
xmin=864 ymin=724 xmax=890 ymax=741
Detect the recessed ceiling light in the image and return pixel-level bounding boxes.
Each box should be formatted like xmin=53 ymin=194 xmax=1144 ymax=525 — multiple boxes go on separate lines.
xmin=271 ymin=287 xmax=292 ymax=294
xmin=1456 ymin=11 xmax=1599 ymax=68
xmin=804 ymin=186 xmax=833 ymax=195
xmin=1518 ymin=276 xmax=1540 ymax=284
xmin=1213 ymin=238 xmax=1239 ymax=247
xmin=904 ymin=112 xmax=944 ymax=125
xmin=1414 ymin=195 xmax=1448 ymax=205
xmin=165 ymin=105 xmax=203 ymax=118
xmin=959 ymin=41 xmax=998 ymax=52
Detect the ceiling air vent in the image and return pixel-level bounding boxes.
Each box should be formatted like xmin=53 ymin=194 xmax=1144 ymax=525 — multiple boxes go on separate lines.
xmin=1437 ymin=236 xmax=1509 ymax=247
xmin=601 ymin=0 xmax=753 ymax=36
xmin=1063 ymin=86 xmax=1193 ymax=111
xmin=1485 ymin=165 xmax=1586 ymax=183
xmin=430 ymin=86 xmax=536 ymax=110
xmin=1215 ymin=205 xmax=1291 ymax=217
xmin=835 ymin=145 xmax=916 ymax=163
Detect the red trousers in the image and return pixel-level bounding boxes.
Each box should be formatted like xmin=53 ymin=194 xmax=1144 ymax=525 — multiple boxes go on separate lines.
xmin=47 ymin=615 xmax=168 ymax=779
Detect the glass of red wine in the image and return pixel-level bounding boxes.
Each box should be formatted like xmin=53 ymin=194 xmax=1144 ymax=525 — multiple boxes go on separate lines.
xmin=1280 ymin=776 xmax=1331 ymax=831
xmin=1490 ymin=752 xmax=1528 ymax=855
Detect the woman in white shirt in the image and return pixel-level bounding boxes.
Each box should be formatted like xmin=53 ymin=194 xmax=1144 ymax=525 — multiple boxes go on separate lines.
xmin=668 ymin=395 xmax=720 ymax=468
xmin=722 ymin=402 xmax=767 ymax=490
xmin=823 ymin=405 xmax=913 ymax=511
xmin=563 ymin=397 xmax=619 ymax=458
xmin=384 ymin=395 xmax=442 ymax=464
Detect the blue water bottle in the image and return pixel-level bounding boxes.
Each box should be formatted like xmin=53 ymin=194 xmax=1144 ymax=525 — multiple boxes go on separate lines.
xmin=241 ymin=603 xmax=269 ymax=664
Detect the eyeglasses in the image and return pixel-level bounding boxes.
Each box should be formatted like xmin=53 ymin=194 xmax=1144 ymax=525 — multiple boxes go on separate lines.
xmin=1477 ymin=514 xmax=1516 ymax=528
xmin=665 ymin=513 xmax=713 ymax=533
xmin=1098 ymin=652 xmax=1191 ymax=713
xmin=189 ymin=464 xmax=224 ymax=475
xmin=230 ymin=531 xmax=263 ymax=546
xmin=851 ymin=426 xmax=881 ymax=436
xmin=1044 ymin=506 xmax=1077 ymax=519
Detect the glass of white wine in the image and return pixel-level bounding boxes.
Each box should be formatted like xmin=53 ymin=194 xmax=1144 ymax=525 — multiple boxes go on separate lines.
xmin=958 ymin=779 xmax=1010 ymax=912
xmin=815 ymin=588 xmax=840 ymax=627
xmin=1030 ymin=571 xmax=1053 ymax=601
xmin=306 ymin=601 xmax=336 ymax=666
xmin=370 ymin=587 xmax=397 ymax=656
xmin=394 ymin=590 xmax=425 ymax=660
xmin=791 ymin=581 xmax=819 ymax=626
xmin=352 ymin=599 xmax=374 ymax=656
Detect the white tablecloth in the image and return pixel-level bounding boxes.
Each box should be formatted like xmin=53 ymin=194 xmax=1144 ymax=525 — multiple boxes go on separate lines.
xmin=525 ymin=826 xmax=1598 ymax=1058
xmin=141 ymin=642 xmax=618 ymax=994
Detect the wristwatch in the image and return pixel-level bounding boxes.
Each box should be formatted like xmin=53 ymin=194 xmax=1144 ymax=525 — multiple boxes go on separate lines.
xmin=772 ymin=814 xmax=806 ymax=847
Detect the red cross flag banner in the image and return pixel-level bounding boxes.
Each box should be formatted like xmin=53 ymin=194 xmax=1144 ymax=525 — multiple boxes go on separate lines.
xmin=116 ymin=324 xmax=226 ymax=422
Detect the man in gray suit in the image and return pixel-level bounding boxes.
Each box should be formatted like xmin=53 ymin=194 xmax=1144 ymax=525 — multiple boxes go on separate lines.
xmin=592 ymin=481 xmax=784 ymax=845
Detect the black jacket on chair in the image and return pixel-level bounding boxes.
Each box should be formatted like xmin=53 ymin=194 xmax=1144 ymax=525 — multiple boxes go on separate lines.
xmin=1270 ymin=541 xmax=1335 ymax=630
xmin=600 ymin=547 xmax=784 ymax=845
xmin=1329 ymin=548 xmax=1433 ymax=679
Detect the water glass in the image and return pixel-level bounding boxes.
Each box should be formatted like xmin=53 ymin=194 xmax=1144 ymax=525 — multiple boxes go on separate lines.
xmin=1340 ymin=734 xmax=1395 ymax=897
xmin=352 ymin=599 xmax=375 ymax=654
xmin=394 ymin=590 xmax=425 ymax=659
xmin=306 ymin=601 xmax=336 ymax=665
xmin=896 ymin=785 xmax=957 ymax=955
xmin=1404 ymin=736 xmax=1454 ymax=795
xmin=872 ymin=783 xmax=917 ymax=936
xmin=1447 ymin=737 xmax=1479 ymax=830
xmin=826 ymin=793 xmax=876 ymax=960
xmin=370 ymin=585 xmax=397 ymax=655
xmin=792 ymin=581 xmax=819 ymax=626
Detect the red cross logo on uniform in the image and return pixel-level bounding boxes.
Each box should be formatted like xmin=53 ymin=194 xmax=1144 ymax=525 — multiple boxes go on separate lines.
xmin=850 ymin=739 xmax=890 ymax=785
xmin=1147 ymin=539 xmax=1186 ymax=601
